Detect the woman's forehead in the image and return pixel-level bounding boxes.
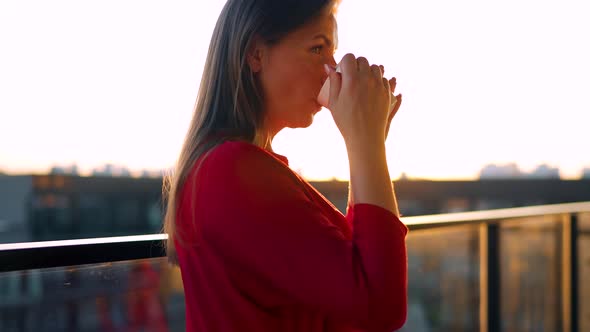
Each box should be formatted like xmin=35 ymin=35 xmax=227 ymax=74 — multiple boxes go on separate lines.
xmin=288 ymin=13 xmax=338 ymax=45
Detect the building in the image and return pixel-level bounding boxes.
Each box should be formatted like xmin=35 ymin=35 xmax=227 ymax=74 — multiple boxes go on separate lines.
xmin=0 ymin=175 xmax=33 ymax=243
xmin=0 ymin=174 xmax=163 ymax=243
xmin=2 ymin=175 xmax=590 ymax=243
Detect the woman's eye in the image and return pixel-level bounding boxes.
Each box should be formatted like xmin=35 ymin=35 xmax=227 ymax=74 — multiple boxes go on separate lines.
xmin=311 ymin=46 xmax=323 ymax=54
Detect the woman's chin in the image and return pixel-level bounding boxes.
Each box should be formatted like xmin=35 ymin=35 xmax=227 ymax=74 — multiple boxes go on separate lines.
xmin=287 ymin=114 xmax=315 ymax=129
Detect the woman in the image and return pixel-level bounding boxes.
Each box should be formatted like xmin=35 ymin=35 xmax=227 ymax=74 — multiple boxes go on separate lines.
xmin=163 ymin=0 xmax=408 ymax=331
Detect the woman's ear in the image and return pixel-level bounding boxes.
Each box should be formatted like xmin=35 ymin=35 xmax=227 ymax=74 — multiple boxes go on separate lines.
xmin=247 ymin=37 xmax=265 ymax=73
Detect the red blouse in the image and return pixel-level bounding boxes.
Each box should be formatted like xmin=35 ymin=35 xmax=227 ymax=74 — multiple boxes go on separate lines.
xmin=174 ymin=141 xmax=408 ymax=332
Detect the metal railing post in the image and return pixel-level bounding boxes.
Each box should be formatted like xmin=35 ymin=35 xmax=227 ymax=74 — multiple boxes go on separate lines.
xmin=480 ymin=222 xmax=500 ymax=332
xmin=564 ymin=213 xmax=579 ymax=332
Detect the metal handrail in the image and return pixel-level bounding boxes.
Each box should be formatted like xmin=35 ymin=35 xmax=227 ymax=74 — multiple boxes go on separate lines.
xmin=403 ymin=201 xmax=590 ymax=229
xmin=0 ymin=234 xmax=167 ymax=272
xmin=1 ymin=202 xmax=588 ymax=272
xmin=0 ymin=233 xmax=167 ymax=251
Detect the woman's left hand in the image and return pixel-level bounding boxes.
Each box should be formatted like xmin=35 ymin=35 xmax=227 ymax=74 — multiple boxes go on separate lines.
xmin=379 ymin=65 xmax=402 ymax=141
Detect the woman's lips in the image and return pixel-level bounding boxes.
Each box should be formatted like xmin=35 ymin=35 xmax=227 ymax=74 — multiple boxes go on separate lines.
xmin=315 ymin=101 xmax=323 ymax=110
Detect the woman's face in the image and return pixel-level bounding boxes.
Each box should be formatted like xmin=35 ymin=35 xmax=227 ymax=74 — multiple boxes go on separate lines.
xmin=253 ymin=11 xmax=338 ymax=134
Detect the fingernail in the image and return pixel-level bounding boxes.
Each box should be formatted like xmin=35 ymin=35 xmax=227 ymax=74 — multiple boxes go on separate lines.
xmin=324 ymin=64 xmax=331 ymax=75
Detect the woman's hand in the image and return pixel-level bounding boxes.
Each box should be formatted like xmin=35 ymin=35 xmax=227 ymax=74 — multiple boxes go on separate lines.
xmin=378 ymin=65 xmax=402 ymax=141
xmin=324 ymin=54 xmax=401 ymax=150
xmin=324 ymin=54 xmax=400 ymax=216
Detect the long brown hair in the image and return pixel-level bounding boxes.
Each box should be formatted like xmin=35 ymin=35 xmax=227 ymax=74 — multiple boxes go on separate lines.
xmin=163 ymin=0 xmax=340 ymax=263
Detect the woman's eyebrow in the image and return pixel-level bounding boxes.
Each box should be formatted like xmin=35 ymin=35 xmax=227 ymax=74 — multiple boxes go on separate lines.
xmin=312 ymin=34 xmax=334 ymax=47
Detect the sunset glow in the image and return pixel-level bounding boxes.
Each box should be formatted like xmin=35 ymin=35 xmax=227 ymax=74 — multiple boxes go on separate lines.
xmin=1 ymin=0 xmax=589 ymax=180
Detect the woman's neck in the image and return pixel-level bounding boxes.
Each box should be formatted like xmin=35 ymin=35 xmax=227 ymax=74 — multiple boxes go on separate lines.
xmin=254 ymin=129 xmax=274 ymax=152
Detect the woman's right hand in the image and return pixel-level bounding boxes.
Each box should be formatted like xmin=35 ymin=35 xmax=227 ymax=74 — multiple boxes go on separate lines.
xmin=324 ymin=53 xmax=393 ymax=151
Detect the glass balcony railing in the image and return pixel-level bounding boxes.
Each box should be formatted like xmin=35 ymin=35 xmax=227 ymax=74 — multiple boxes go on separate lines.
xmin=1 ymin=202 xmax=589 ymax=332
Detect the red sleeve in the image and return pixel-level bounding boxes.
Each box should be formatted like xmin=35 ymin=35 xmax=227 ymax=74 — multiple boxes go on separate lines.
xmin=195 ymin=142 xmax=408 ymax=331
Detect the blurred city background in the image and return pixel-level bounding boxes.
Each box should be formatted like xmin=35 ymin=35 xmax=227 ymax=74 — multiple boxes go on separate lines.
xmin=2 ymin=171 xmax=589 ymax=331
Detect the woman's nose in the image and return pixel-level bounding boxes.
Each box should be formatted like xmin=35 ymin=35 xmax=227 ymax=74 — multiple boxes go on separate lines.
xmin=323 ymin=58 xmax=337 ymax=80
xmin=327 ymin=56 xmax=337 ymax=68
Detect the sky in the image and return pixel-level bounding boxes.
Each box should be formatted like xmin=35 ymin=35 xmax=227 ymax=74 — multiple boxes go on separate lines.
xmin=1 ymin=0 xmax=589 ymax=180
